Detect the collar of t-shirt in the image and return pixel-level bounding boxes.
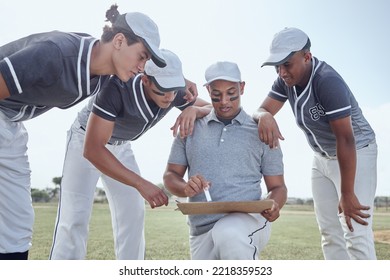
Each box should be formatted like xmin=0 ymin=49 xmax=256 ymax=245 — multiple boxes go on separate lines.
xmin=207 ymin=108 xmax=245 ymax=126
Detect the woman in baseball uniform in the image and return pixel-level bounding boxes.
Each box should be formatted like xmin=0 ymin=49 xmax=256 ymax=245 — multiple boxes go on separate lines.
xmin=254 ymin=27 xmax=377 ymax=260
xmin=49 ymin=49 xmax=210 ymax=260
xmin=0 ymin=4 xmax=171 ymax=260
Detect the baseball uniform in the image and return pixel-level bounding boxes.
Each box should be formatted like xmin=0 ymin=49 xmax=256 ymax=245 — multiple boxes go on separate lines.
xmin=50 ymin=74 xmax=194 ymax=259
xmin=0 ymin=31 xmax=108 ymax=256
xmin=268 ymin=57 xmax=377 ymax=259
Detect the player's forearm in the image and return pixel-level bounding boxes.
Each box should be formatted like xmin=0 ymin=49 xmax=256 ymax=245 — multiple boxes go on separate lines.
xmin=194 ymin=104 xmax=212 ymax=118
xmin=266 ymin=184 xmax=288 ymax=209
xmin=252 ymin=108 xmax=269 ymax=122
xmin=337 ymin=140 xmax=357 ymax=195
xmin=163 ymin=171 xmax=187 ymax=197
xmin=84 ymin=145 xmax=143 ymax=190
xmin=192 ymin=98 xmax=212 ymax=118
xmin=253 ymin=97 xmax=284 ymax=122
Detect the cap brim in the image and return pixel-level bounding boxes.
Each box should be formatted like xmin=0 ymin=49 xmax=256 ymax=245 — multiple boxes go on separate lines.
xmin=261 ymin=51 xmax=295 ymax=67
xmin=149 ymin=76 xmax=186 ymax=92
xmin=203 ymin=76 xmax=241 ymax=86
xmin=151 ymin=53 xmax=167 ymax=68
xmin=140 ymin=38 xmax=166 ymax=68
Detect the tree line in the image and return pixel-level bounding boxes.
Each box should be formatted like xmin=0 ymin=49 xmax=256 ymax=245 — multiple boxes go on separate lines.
xmin=31 ymin=177 xmax=390 ymax=209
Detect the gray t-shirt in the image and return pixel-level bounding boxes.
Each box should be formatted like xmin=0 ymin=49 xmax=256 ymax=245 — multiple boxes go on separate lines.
xmin=167 ymin=108 xmax=284 ymax=236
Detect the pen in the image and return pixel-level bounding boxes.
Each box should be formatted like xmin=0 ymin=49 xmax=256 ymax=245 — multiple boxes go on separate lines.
xmin=204 ymin=184 xmax=212 ymax=202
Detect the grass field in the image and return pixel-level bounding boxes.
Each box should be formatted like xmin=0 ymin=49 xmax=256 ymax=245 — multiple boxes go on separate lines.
xmin=30 ymin=203 xmax=390 ymax=260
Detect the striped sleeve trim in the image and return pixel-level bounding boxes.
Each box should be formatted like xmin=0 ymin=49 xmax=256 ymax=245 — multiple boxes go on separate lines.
xmin=326 ymin=105 xmax=351 ymax=115
xmin=176 ymin=101 xmax=191 ymax=109
xmin=92 ymin=103 xmax=116 ymax=118
xmin=4 ymin=57 xmax=23 ymax=94
xmin=270 ymin=90 xmax=286 ymax=99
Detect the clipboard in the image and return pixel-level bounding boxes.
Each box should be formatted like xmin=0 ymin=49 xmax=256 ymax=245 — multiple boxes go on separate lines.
xmin=176 ymin=199 xmax=274 ymax=215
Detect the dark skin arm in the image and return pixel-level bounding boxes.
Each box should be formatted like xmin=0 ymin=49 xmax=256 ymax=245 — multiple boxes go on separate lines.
xmin=0 ymin=73 xmax=11 ymax=100
xmin=83 ymin=113 xmax=168 ymax=208
xmin=252 ymin=96 xmax=285 ymax=148
xmin=330 ymin=116 xmax=370 ymax=231
xmin=255 ymin=98 xmax=370 ymax=229
xmin=255 ymin=96 xmax=369 ymax=229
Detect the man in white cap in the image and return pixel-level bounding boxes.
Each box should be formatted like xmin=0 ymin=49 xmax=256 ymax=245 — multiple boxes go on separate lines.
xmin=49 ymin=49 xmax=210 ymax=260
xmin=253 ymin=27 xmax=377 ymax=260
xmin=164 ymin=61 xmax=287 ymax=260
xmin=0 ymin=4 xmax=181 ymax=260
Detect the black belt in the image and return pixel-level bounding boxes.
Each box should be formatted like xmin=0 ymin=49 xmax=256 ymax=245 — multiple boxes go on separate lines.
xmin=79 ymin=126 xmax=127 ymax=145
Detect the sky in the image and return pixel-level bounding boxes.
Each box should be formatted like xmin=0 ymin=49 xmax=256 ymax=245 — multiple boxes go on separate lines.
xmin=1 ymin=0 xmax=389 ymax=199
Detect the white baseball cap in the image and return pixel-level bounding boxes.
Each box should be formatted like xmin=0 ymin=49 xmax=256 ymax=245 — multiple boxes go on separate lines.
xmin=203 ymin=61 xmax=241 ymax=86
xmin=144 ymin=49 xmax=186 ymax=91
xmin=114 ymin=12 xmax=166 ymax=68
xmin=262 ymin=27 xmax=311 ymax=67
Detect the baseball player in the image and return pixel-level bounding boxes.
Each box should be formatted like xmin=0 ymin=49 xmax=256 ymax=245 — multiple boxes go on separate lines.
xmin=0 ymin=4 xmax=169 ymax=260
xmin=49 ymin=49 xmax=210 ymax=260
xmin=163 ymin=61 xmax=287 ymax=260
xmin=254 ymin=27 xmax=377 ymax=259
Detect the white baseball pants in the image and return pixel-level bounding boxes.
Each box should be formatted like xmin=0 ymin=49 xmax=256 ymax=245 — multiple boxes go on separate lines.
xmin=50 ymin=120 xmax=145 ymax=259
xmin=311 ymin=142 xmax=377 ymax=260
xmin=189 ymin=213 xmax=271 ymax=260
xmin=0 ymin=112 xmax=34 ymax=255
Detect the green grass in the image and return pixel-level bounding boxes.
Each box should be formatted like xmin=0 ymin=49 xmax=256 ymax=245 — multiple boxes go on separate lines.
xmin=30 ymin=203 xmax=390 ymax=260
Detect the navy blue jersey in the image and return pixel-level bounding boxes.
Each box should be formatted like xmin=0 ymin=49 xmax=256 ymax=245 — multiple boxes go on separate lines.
xmin=0 ymin=31 xmax=109 ymax=121
xmin=78 ymin=74 xmax=194 ymax=142
xmin=268 ymin=57 xmax=375 ymax=157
